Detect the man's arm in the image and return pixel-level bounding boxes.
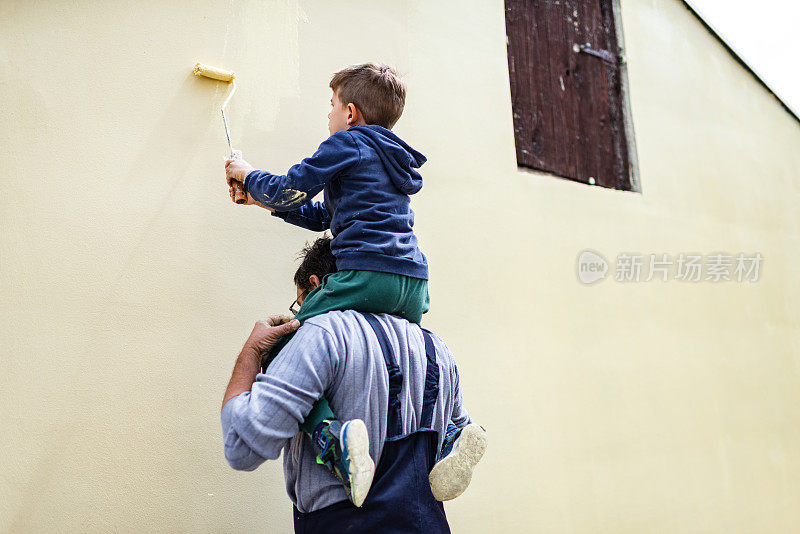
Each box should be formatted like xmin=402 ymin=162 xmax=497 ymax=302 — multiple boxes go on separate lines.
xmin=449 ymin=363 xmax=472 ymax=428
xmin=225 ymin=130 xmax=360 ymax=212
xmin=222 ymin=315 xmax=299 ymax=411
xmin=432 ymin=334 xmax=472 ymax=428
xmin=221 ymin=318 xmax=339 ymax=471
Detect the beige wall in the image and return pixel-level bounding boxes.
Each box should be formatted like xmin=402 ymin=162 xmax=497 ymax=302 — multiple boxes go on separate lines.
xmin=2 ymin=0 xmax=799 ymax=532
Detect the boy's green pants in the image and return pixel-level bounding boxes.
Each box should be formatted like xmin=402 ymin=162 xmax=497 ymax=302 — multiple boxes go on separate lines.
xmin=267 ymin=269 xmax=429 ymax=434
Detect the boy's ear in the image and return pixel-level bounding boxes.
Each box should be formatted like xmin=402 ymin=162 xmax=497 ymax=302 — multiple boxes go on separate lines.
xmin=346 ymin=103 xmax=361 ymax=125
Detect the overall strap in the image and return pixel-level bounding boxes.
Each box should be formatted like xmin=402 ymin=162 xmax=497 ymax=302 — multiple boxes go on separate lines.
xmin=363 ymin=314 xmax=404 ymax=439
xmin=420 ymin=329 xmax=440 ymax=429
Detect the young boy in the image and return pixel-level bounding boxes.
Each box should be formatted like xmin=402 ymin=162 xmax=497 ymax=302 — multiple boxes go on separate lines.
xmin=224 ymin=63 xmax=485 ymax=507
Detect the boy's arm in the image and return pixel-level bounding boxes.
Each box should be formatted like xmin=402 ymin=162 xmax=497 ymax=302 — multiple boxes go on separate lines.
xmin=241 ymin=188 xmax=329 ymax=231
xmin=240 ymin=130 xmax=360 ymax=212
xmin=271 ymin=200 xmax=331 ymax=232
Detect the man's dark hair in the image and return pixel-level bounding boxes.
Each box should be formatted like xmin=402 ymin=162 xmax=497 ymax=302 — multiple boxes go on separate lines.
xmin=294 ymin=236 xmax=337 ymax=293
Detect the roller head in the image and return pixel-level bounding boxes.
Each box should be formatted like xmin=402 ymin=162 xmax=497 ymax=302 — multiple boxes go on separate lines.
xmin=193 ymin=63 xmax=235 ymax=82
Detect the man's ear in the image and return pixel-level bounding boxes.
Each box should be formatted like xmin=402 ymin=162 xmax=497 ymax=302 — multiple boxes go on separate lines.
xmin=346 ymin=103 xmax=361 ymax=126
xmin=309 ymin=274 xmax=321 ymax=290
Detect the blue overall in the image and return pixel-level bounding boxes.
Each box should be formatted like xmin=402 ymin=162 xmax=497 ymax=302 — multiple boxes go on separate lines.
xmin=292 ymin=314 xmax=450 ymax=533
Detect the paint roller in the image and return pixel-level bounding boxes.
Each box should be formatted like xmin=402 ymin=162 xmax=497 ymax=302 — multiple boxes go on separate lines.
xmin=193 ymin=62 xmax=247 ymax=204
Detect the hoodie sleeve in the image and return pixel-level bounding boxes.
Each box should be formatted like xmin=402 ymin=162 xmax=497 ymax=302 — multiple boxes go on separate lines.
xmin=244 ymin=130 xmax=360 ymax=212
xmin=270 ymin=199 xmax=331 ymax=231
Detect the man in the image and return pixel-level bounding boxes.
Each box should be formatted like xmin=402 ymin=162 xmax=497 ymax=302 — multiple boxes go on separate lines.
xmin=221 ymin=237 xmax=485 ymax=532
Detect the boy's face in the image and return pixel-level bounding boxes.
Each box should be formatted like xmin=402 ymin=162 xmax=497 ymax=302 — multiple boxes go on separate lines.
xmin=328 ymin=90 xmax=351 ymax=136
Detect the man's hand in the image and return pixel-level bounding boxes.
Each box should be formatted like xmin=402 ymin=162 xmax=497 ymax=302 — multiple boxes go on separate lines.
xmin=244 ymin=315 xmax=299 ymax=358
xmin=222 ymin=315 xmax=299 ymax=411
xmin=225 ymin=158 xmax=255 ymax=186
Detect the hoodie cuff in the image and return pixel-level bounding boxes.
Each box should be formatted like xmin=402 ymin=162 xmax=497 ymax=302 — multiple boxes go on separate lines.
xmin=243 ymin=170 xmax=261 ymax=194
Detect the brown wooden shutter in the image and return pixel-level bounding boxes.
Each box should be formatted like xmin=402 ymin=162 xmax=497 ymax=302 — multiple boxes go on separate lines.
xmin=505 ymin=0 xmax=631 ymax=190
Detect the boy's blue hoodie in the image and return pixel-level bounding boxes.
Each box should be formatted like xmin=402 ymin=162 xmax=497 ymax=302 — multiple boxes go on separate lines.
xmin=243 ymin=124 xmax=428 ymax=279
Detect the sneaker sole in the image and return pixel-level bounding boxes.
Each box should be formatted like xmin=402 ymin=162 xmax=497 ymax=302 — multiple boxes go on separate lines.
xmin=429 ymin=423 xmax=487 ymax=501
xmin=342 ymin=419 xmax=375 ymax=507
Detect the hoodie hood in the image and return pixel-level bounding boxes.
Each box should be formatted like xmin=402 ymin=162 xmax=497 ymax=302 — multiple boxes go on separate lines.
xmin=349 ymin=125 xmax=427 ymax=195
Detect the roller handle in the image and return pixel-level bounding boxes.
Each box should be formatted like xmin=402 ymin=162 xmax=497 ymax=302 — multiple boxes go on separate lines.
xmin=229 ymin=150 xmax=247 ymax=204
xmin=232 ymin=181 xmax=247 ymax=204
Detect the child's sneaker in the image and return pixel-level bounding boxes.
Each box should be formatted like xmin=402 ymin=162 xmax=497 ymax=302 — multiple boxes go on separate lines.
xmin=313 ymin=419 xmax=375 ymax=507
xmin=429 ymin=423 xmax=487 ymax=501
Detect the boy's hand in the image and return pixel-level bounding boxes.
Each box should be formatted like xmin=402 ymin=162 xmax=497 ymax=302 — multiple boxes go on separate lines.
xmin=225 ymin=158 xmax=255 ymax=186
xmin=227 ymin=185 xmax=275 ymax=211
xmin=228 ymin=185 xmax=255 ymax=205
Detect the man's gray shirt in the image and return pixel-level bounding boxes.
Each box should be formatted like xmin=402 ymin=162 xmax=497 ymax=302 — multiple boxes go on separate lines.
xmin=221 ymin=311 xmax=471 ymax=513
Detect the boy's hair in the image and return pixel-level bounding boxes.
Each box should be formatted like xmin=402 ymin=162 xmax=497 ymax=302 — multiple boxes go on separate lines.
xmin=330 ymin=62 xmax=406 ymax=129
xmin=294 ymin=235 xmax=337 ymax=293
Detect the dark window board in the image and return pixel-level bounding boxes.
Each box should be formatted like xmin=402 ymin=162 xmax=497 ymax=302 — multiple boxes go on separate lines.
xmin=612 ymin=0 xmax=640 ymax=193
xmin=505 ymin=0 xmax=640 ymax=193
